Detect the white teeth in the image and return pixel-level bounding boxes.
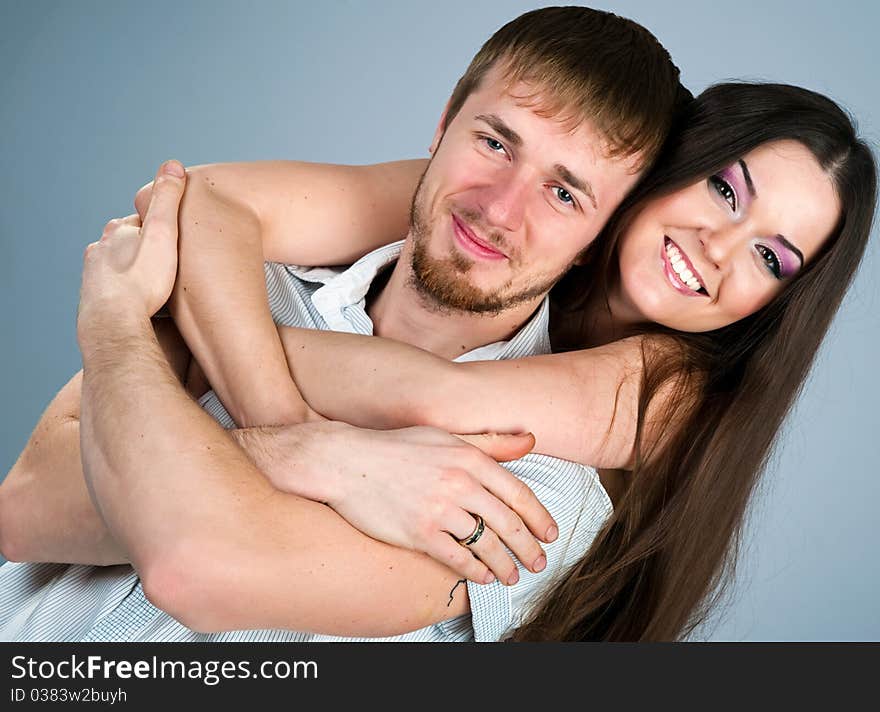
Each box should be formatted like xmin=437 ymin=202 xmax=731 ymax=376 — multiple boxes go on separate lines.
xmin=665 ymin=240 xmax=703 ymax=293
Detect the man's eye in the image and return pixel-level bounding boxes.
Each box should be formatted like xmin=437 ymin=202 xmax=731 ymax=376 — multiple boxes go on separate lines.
xmin=709 ymin=174 xmax=737 ymax=211
xmin=484 ymin=137 xmax=505 ymax=153
xmin=553 ymin=186 xmax=574 ymax=205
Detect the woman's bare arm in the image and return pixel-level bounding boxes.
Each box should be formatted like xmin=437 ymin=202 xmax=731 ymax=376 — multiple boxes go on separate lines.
xmin=278 ymin=326 xmax=665 ymax=470
xmin=134 ymin=159 xmax=426 ymax=427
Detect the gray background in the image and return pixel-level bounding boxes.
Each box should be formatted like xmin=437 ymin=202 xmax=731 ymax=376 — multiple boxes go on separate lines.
xmin=1 ymin=0 xmax=877 ymax=640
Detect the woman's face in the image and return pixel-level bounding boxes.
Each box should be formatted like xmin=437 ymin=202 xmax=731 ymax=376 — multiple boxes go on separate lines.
xmin=613 ymin=140 xmax=841 ymax=333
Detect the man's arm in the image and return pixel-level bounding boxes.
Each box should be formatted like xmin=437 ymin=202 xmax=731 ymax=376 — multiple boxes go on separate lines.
xmin=77 ymin=164 xmax=482 ymax=635
xmin=0 ymin=371 xmax=123 ymax=565
xmin=76 ymin=161 xmax=476 ymax=635
xmin=0 ymin=318 xmax=193 ymax=565
xmin=81 ymin=325 xmax=475 ymax=634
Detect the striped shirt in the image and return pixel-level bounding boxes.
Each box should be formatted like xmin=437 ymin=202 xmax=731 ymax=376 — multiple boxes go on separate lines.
xmin=0 ymin=241 xmax=612 ymax=642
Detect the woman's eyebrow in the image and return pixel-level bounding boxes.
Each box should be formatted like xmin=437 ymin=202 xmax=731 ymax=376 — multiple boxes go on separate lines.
xmin=777 ymin=234 xmax=805 ymax=267
xmin=739 ymin=159 xmax=756 ymax=198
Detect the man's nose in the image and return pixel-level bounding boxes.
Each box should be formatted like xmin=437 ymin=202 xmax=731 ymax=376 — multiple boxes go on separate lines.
xmin=478 ymin=172 xmax=529 ymax=232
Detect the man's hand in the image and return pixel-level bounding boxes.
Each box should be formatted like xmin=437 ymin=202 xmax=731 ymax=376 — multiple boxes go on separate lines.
xmin=234 ymin=421 xmax=557 ymax=587
xmin=77 ymin=160 xmax=186 ymax=353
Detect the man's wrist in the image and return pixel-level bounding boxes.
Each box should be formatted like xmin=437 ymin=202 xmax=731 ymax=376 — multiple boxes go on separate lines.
xmin=229 ymin=421 xmax=351 ymax=506
xmin=77 ymin=307 xmax=155 ymax=369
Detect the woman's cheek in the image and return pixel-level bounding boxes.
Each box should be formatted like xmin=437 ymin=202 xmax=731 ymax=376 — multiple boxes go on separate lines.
xmin=726 ymin=285 xmax=773 ymax=323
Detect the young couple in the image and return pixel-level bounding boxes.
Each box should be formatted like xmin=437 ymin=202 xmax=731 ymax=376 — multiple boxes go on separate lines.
xmin=0 ymin=6 xmax=874 ymax=642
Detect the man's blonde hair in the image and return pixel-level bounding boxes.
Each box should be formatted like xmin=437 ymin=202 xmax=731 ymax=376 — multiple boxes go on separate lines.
xmin=444 ymin=7 xmax=685 ymax=169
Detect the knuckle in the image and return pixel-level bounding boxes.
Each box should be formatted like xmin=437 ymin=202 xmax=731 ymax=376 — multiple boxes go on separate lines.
xmin=455 ymin=443 xmax=481 ymax=464
xmin=135 ymin=181 xmax=153 ymax=199
xmin=416 ymin=518 xmax=435 ymax=542
xmin=502 ymin=512 xmax=524 ymax=536
xmin=154 ymin=173 xmax=176 ymax=188
xmin=481 ymin=545 xmax=515 ymax=577
xmin=511 ymin=479 xmax=533 ymax=508
xmin=426 ymin=499 xmax=446 ymax=523
xmin=439 ymin=467 xmax=466 ymax=493
xmin=468 ymin=566 xmax=486 ymax=583
xmin=446 ymin=548 xmax=467 ymax=567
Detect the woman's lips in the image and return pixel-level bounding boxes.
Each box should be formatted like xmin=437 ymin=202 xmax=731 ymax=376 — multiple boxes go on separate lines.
xmin=662 ymin=237 xmax=708 ymax=297
xmin=452 ymin=214 xmax=506 ymax=260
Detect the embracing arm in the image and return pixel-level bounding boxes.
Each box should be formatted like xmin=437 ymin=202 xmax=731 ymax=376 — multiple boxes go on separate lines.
xmin=75 ymin=166 xmax=548 ymax=633
xmin=278 ymin=326 xmax=655 ymax=470
xmin=80 ymin=314 xmax=476 ymax=635
xmin=0 ymin=318 xmax=194 ymax=565
xmin=136 ymin=159 xmax=426 ymax=427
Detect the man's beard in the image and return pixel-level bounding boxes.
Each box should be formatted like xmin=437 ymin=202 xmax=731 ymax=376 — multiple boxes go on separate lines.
xmin=408 ymin=169 xmax=570 ymax=316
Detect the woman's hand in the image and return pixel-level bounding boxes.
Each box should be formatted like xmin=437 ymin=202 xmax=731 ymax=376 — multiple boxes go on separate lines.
xmin=232 ymin=421 xmax=558 ymax=586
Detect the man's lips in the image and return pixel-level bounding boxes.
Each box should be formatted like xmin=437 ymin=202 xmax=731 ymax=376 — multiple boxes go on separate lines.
xmin=452 ymin=214 xmax=507 ymax=260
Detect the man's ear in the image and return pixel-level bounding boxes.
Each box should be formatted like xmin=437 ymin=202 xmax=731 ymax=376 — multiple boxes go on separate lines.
xmin=429 ymin=99 xmax=452 ymax=155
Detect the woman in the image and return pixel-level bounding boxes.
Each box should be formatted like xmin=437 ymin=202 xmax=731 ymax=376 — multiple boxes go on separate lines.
xmin=164 ymin=81 xmax=875 ymax=641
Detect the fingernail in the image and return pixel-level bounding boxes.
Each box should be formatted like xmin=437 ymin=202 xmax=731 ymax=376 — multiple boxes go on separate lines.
xmin=533 ymin=554 xmax=546 ymax=572
xmin=507 ymin=571 xmax=519 ymax=586
xmin=545 ymin=525 xmax=558 ymax=542
xmin=484 ymin=572 xmax=495 ymax=585
xmin=163 ymin=160 xmax=185 ymax=178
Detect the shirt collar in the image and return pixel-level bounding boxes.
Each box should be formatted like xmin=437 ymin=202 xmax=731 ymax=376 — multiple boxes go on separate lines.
xmin=288 ymin=240 xmax=551 ymax=359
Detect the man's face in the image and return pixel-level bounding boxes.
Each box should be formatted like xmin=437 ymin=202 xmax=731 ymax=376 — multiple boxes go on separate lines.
xmin=407 ymin=65 xmax=644 ymax=315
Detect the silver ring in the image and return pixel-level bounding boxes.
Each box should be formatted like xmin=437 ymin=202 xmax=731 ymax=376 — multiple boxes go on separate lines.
xmin=456 ymin=515 xmax=485 ymax=547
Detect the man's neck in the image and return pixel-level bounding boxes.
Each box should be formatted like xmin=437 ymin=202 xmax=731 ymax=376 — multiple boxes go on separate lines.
xmin=366 ymin=240 xmax=543 ymax=360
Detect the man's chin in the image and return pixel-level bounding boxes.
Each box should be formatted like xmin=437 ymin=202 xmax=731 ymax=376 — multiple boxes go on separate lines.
xmin=411 ymin=266 xmax=509 ymax=315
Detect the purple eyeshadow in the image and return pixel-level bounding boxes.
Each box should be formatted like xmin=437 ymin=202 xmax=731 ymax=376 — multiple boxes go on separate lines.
xmin=766 ymin=235 xmax=801 ymax=278
xmin=719 ymin=164 xmax=750 ymax=211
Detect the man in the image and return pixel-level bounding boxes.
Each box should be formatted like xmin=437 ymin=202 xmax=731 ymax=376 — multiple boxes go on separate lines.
xmin=0 ymin=7 xmax=682 ymax=641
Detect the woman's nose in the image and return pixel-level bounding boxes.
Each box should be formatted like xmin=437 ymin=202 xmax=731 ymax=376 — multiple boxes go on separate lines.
xmin=700 ymin=224 xmax=745 ymax=271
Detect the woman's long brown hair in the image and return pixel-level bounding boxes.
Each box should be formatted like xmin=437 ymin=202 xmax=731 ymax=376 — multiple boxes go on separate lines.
xmin=511 ymin=83 xmax=877 ymax=641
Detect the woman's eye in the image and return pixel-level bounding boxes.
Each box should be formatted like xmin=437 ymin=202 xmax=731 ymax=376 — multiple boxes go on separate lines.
xmin=756 ymin=244 xmax=782 ymax=280
xmin=553 ymin=186 xmax=574 ymax=206
xmin=709 ymin=174 xmax=737 ymax=211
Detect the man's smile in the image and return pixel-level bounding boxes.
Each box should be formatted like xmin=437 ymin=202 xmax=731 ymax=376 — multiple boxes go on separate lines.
xmin=451 ymin=213 xmax=507 ymax=260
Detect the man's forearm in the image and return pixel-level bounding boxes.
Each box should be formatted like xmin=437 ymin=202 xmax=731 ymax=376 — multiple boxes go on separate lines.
xmin=79 ymin=313 xmax=249 ymax=573
xmin=66 ymin=159 xmax=475 ymax=636
xmin=76 ymin=313 xmax=470 ymax=636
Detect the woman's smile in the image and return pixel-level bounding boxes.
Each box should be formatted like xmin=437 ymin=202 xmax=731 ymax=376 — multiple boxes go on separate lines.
xmin=662 ymin=236 xmax=708 ymax=297
xmin=613 ymin=140 xmax=840 ymax=333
